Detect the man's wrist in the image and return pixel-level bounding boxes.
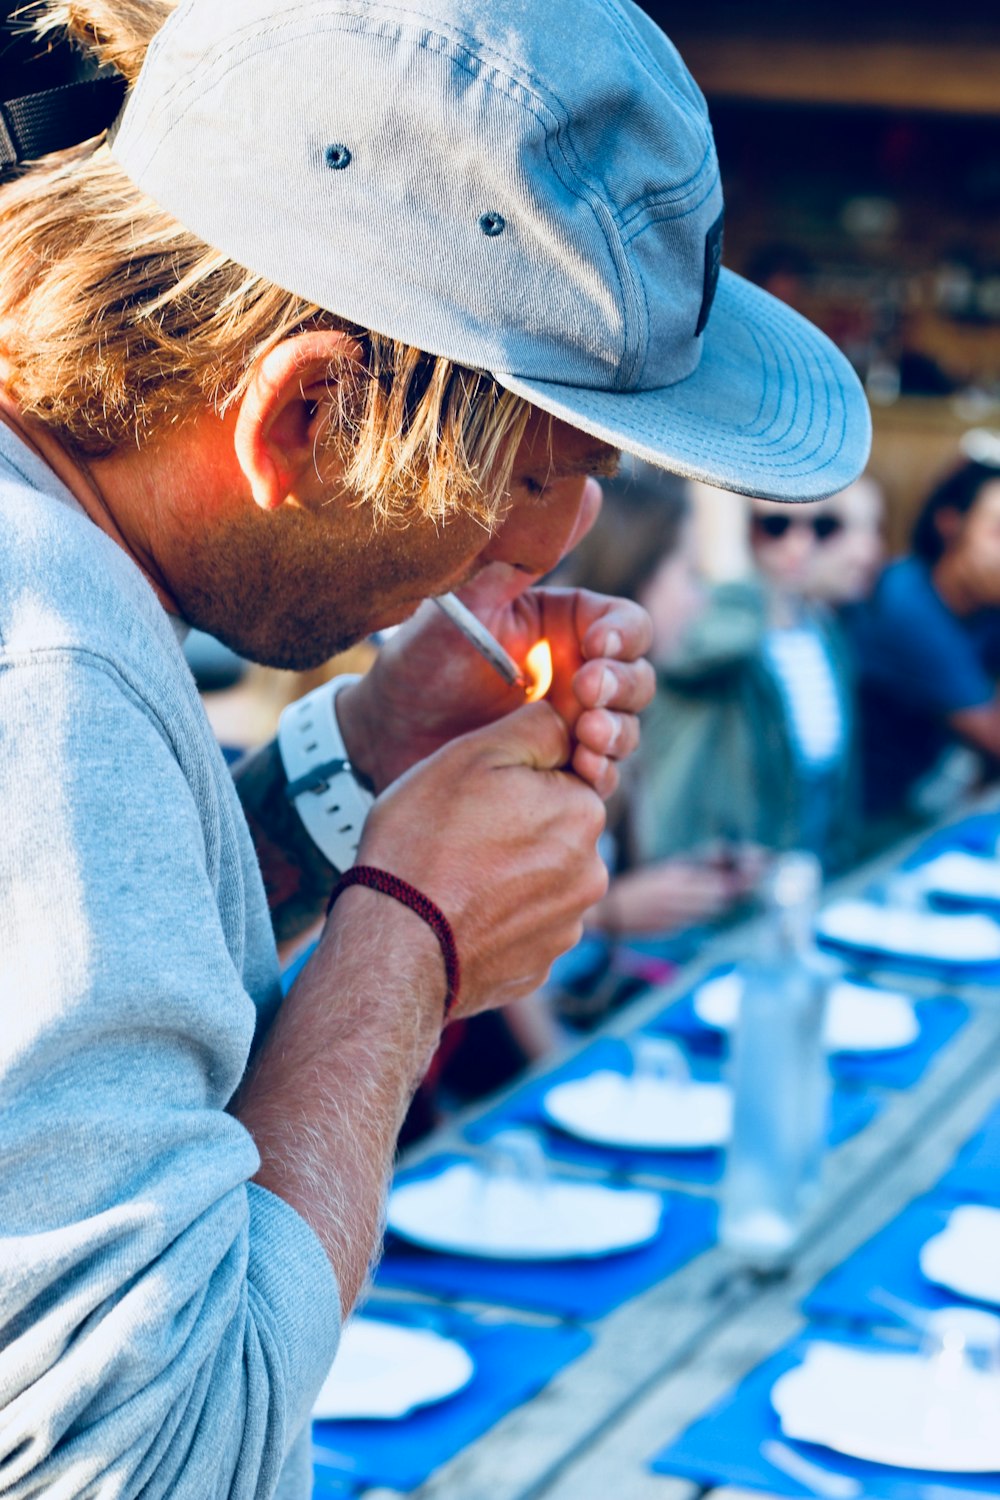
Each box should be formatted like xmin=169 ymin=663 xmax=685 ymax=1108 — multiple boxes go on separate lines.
xmin=331 ymin=678 xmax=384 ymax=793
xmin=320 ymin=885 xmax=447 ymax=1065
xmin=335 ymin=667 xmax=441 ymax=792
xmin=328 ymin=865 xmax=461 ymax=1020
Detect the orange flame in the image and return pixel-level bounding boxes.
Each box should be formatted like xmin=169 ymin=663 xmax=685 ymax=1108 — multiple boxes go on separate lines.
xmin=524 ymin=638 xmax=554 ymax=702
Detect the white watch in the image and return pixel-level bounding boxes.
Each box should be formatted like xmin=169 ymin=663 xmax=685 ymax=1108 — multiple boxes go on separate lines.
xmin=277 ymin=675 xmax=375 ymax=871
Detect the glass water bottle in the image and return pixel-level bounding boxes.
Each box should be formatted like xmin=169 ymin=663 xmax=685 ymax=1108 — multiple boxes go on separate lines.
xmin=720 ymin=851 xmax=832 ymax=1271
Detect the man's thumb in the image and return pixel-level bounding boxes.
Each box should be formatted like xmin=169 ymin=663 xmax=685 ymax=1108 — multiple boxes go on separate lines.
xmin=477 ymin=701 xmax=570 ymax=772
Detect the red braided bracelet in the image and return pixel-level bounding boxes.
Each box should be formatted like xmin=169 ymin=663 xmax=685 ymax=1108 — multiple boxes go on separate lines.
xmin=326 ymin=865 xmax=461 ymax=1020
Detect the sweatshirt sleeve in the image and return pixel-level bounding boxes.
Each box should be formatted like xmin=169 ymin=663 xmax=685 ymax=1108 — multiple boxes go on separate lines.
xmin=0 ymin=651 xmax=340 ymax=1500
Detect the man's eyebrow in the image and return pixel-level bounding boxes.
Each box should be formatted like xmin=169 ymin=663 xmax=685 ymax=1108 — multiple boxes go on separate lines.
xmin=539 ymin=446 xmax=622 ymax=483
xmin=581 ymin=448 xmax=622 ymax=479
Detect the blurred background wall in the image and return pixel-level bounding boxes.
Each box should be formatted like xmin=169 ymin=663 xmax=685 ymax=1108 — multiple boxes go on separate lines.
xmin=640 ymin=0 xmax=1000 ymax=550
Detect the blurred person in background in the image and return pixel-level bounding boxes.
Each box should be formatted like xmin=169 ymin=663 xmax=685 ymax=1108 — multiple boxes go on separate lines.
xmin=850 ymin=437 xmax=1000 ymax=834
xmin=639 ymin=480 xmax=859 ymax=878
xmin=801 ymin=474 xmax=886 ymax=613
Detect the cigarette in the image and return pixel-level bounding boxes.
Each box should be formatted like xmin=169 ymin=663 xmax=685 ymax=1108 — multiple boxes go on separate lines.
xmin=434 ymin=593 xmax=528 ymax=690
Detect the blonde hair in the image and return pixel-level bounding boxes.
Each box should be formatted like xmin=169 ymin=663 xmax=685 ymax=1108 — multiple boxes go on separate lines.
xmin=0 ymin=1 xmax=532 ymax=527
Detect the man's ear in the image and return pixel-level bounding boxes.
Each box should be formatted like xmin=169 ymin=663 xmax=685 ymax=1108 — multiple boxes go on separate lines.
xmin=234 ymin=329 xmax=364 ymax=511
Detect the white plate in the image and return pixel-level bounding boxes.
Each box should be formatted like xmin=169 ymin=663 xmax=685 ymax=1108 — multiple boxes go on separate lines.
xmin=771 ymin=1341 xmax=1000 ymax=1472
xmin=918 ymin=851 xmax=1000 ymax=906
xmin=919 ymin=1204 xmax=1000 ymax=1307
xmin=693 ymin=972 xmax=919 ymax=1053
xmin=312 ymin=1316 xmax=474 ymax=1420
xmin=387 ymin=1161 xmax=663 ymax=1259
xmin=816 ymin=900 xmax=1000 ymax=965
xmin=542 ymin=1070 xmax=732 ymax=1151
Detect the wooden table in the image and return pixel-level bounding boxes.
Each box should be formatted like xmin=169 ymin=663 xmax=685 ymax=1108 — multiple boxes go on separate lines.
xmin=364 ymin=809 xmax=1000 ymax=1500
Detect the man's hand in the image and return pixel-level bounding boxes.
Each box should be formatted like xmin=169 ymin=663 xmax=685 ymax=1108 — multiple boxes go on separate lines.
xmin=354 ymin=700 xmax=609 ymax=1014
xmin=340 ymin=570 xmax=654 ymax=800
xmin=234 ymin=576 xmax=646 ymax=942
xmin=589 ymin=856 xmax=759 ymax=937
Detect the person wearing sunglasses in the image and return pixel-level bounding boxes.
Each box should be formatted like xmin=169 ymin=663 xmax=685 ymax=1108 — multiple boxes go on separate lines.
xmin=754 ymin=510 xmax=845 ymax=544
xmin=634 ymin=485 xmax=860 ymax=884
xmin=801 ymin=475 xmax=887 ymax=612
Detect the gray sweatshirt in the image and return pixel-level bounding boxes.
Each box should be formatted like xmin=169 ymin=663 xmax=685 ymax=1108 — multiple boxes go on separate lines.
xmin=0 ymin=426 xmax=340 ymax=1498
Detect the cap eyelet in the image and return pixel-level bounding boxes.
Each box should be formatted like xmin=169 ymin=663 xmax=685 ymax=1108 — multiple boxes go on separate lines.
xmin=479 ymin=211 xmax=506 ymax=237
xmin=325 ymin=143 xmax=352 ymax=170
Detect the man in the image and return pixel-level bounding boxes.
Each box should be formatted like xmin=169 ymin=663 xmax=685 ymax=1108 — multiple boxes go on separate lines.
xmin=0 ymin=0 xmax=869 ymax=1496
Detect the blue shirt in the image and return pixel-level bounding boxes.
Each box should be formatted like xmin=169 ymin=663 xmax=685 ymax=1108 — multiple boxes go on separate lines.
xmin=849 ymin=557 xmax=1000 ymax=815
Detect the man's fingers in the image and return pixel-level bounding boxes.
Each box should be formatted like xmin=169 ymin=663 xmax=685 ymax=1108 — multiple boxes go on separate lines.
xmin=475 ymin=700 xmax=571 ymax=771
xmin=482 ymin=696 xmax=628 ymax=799
xmin=574 ymin=657 xmax=655 ymax=714
xmin=571 ymin=744 xmax=619 ymax=799
xmin=574 ymin=708 xmax=640 ymax=763
xmin=578 ymin=594 xmax=653 ymax=662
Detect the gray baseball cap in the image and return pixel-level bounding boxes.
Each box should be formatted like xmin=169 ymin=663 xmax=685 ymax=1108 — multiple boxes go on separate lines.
xmin=110 ymin=0 xmax=871 ymax=501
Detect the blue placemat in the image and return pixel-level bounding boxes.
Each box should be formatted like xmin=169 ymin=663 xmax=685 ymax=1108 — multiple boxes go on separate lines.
xmin=311 ymin=1302 xmax=590 ymax=1494
xmin=310 ymin=1468 xmax=357 ymax=1500
xmin=650 ymin=1328 xmax=1000 ymax=1499
xmin=376 ymin=1153 xmax=717 ymax=1318
xmin=463 ymin=1036 xmax=877 ymax=1185
xmin=651 ymin=970 xmax=969 ymax=1090
xmin=804 ymin=1194 xmax=1000 ymax=1328
xmin=937 ymin=1099 xmax=1000 ymax=1205
xmin=904 ymin=812 xmax=1000 ymax=865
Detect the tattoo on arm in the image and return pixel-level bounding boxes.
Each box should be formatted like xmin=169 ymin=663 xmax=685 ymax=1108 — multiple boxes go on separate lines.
xmin=233 ymin=737 xmax=339 ymax=943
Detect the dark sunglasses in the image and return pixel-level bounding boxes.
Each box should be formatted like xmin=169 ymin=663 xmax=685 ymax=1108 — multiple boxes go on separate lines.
xmin=752 ymin=513 xmax=844 ymax=543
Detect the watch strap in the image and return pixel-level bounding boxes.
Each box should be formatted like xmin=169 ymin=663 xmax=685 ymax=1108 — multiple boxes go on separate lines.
xmin=277 ymin=676 xmax=374 ymax=871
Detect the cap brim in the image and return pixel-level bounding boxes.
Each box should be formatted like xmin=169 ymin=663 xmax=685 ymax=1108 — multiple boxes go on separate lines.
xmin=493 ymin=269 xmax=871 ymax=502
